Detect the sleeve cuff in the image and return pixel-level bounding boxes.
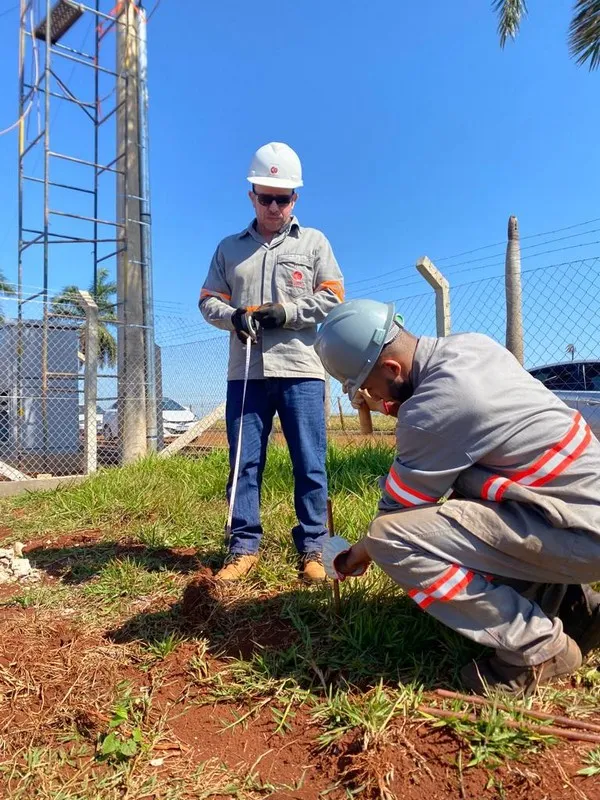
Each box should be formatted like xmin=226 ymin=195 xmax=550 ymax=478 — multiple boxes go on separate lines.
xmin=282 ymin=302 xmax=297 ymax=327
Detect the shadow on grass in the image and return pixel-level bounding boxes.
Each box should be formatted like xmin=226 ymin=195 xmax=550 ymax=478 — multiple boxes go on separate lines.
xmin=25 ymin=540 xmax=224 ymax=584
xmin=23 ymin=537 xmax=483 ymax=691
xmin=106 ymin=573 xmax=484 ymax=693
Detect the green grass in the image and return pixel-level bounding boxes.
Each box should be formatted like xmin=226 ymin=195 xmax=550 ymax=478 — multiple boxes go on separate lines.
xmin=313 ymin=681 xmax=422 ymax=749
xmin=1 ymin=442 xmax=599 ymax=799
xmin=578 ymin=746 xmax=600 ymax=777
xmin=424 ymin=704 xmax=556 ymax=768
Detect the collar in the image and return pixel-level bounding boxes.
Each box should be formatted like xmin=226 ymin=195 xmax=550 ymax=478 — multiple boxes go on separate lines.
xmin=237 ymin=215 xmax=301 ymax=240
xmin=410 ymin=336 xmax=437 ymax=391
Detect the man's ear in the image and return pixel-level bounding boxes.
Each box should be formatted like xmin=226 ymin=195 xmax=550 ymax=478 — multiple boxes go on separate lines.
xmin=380 ymin=359 xmax=402 ymax=379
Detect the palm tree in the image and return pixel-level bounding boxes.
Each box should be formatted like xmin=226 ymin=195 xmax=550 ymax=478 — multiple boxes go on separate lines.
xmin=566 ymin=343 xmax=577 ymax=362
xmin=493 ymin=0 xmax=600 ymax=70
xmin=0 ymin=268 xmax=15 ymax=324
xmin=51 ymin=268 xmax=117 ymax=368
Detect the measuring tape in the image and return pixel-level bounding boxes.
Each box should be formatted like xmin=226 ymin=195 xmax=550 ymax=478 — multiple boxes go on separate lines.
xmin=225 ymin=328 xmax=256 ymax=544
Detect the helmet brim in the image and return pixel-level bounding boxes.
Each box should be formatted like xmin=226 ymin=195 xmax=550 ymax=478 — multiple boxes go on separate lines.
xmin=342 ymin=302 xmax=396 ymax=401
xmin=247 ymin=176 xmax=303 ymax=189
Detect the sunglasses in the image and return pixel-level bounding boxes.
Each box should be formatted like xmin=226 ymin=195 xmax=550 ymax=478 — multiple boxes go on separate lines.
xmin=253 ymin=191 xmax=295 ymax=207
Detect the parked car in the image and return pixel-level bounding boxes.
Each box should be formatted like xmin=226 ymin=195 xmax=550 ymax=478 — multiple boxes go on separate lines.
xmin=78 ymin=404 xmax=104 ymax=434
xmin=102 ymin=397 xmax=196 ymax=441
xmin=528 ymin=360 xmax=600 ymax=439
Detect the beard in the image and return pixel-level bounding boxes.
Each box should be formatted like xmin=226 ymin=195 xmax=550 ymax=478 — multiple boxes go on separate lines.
xmin=388 ymin=377 xmax=413 ymax=405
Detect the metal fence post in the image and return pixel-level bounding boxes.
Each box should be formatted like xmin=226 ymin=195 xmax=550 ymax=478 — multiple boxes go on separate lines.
xmin=79 ymin=291 xmax=98 ymax=475
xmin=337 ymin=397 xmax=346 ymax=433
xmin=155 ymin=343 xmax=164 ymax=451
xmin=416 ymin=256 xmax=451 ymax=336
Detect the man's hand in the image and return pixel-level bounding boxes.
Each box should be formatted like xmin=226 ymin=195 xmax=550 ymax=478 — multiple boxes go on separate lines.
xmin=253 ymin=303 xmax=286 ymax=330
xmin=334 ymin=539 xmax=372 ymax=578
xmin=322 ymin=535 xmax=371 ymax=580
xmin=231 ymin=308 xmax=258 ymax=344
xmin=352 ymin=388 xmax=386 ymax=415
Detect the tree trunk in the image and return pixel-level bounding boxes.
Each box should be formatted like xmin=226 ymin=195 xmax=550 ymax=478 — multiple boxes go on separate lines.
xmin=505 ymin=215 xmax=524 ymax=365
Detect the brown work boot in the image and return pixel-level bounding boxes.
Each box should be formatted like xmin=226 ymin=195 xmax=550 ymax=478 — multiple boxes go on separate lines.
xmin=299 ymin=552 xmax=327 ymax=584
xmin=460 ymin=636 xmax=582 ymax=696
xmin=214 ymin=553 xmax=258 ymax=582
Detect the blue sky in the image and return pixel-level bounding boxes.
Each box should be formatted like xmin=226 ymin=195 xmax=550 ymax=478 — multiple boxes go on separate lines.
xmin=0 ymin=0 xmax=599 ymax=395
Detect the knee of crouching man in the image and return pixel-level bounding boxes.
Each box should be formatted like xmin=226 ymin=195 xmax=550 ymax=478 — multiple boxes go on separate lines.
xmin=364 ymin=516 xmax=388 ymax=561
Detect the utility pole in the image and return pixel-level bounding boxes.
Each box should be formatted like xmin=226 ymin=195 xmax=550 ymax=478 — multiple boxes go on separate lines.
xmin=136 ymin=6 xmax=158 ymax=452
xmin=505 ymin=216 xmax=524 ymax=365
xmin=116 ymin=0 xmax=147 ymax=462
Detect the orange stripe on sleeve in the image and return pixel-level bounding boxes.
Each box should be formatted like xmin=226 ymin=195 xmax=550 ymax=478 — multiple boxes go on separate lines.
xmin=316 ymin=280 xmax=345 ymax=302
xmin=200 ymin=288 xmax=231 ymax=302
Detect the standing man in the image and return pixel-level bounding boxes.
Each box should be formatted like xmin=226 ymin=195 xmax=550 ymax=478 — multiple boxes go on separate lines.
xmin=199 ymin=142 xmax=344 ymax=583
xmin=316 ymin=299 xmax=600 ymax=695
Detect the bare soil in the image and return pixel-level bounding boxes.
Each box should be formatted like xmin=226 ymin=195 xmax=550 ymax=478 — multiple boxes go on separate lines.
xmin=0 ymin=529 xmax=599 ymax=799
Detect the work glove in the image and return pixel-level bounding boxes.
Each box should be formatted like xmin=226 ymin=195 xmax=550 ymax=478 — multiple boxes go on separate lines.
xmin=231 ymin=308 xmax=258 ymax=344
xmin=253 ymin=303 xmax=286 ymax=330
xmin=322 ymin=535 xmax=368 ymax=580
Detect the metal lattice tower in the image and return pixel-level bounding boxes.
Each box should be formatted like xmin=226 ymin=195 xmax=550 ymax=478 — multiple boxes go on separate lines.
xmin=16 ymin=0 xmax=157 ymax=468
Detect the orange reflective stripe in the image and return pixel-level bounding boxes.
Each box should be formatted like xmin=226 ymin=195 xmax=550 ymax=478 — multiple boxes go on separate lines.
xmin=385 ymin=464 xmax=438 ymax=507
xmin=316 ymin=280 xmax=345 ymax=302
xmin=505 ymin=412 xmax=590 ymax=489
xmin=409 ymin=565 xmax=476 ymax=609
xmin=481 ymin=412 xmax=592 ymax=501
xmin=200 ymin=288 xmax=231 ymax=302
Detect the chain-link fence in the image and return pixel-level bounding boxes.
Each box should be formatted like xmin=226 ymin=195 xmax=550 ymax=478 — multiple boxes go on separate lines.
xmin=1 ymin=255 xmax=599 ymax=481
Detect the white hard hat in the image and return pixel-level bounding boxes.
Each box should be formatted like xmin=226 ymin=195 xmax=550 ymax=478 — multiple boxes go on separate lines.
xmin=247 ymin=142 xmax=303 ymax=189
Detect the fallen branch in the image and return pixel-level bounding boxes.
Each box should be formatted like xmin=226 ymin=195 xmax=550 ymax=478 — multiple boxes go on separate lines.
xmin=418 ymin=705 xmax=600 ymax=744
xmin=434 ymin=688 xmax=600 ymax=734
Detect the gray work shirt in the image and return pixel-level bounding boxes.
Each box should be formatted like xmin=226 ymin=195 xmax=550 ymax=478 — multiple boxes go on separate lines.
xmin=379 ymin=333 xmax=600 ymax=549
xmin=199 ymin=216 xmax=344 ymax=381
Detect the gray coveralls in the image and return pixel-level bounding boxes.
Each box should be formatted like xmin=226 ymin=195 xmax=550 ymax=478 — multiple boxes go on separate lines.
xmin=365 ymin=333 xmax=600 ymax=666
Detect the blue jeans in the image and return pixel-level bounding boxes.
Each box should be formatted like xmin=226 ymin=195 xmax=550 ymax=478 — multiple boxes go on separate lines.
xmin=225 ymin=378 xmax=328 ymax=556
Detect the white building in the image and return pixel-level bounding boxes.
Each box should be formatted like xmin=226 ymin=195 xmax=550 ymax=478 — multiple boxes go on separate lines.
xmin=0 ymin=320 xmax=80 ymax=458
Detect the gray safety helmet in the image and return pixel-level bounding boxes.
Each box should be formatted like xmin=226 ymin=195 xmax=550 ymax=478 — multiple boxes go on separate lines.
xmin=315 ymin=299 xmax=404 ymax=400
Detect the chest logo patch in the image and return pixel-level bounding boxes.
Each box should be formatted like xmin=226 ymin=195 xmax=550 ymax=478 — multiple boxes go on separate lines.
xmin=290 ymin=269 xmax=306 ymax=290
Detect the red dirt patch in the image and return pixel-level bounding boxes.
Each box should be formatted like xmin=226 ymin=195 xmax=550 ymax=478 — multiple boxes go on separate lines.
xmin=181 ymin=572 xmax=298 ymax=658
xmin=181 ymin=707 xmax=334 ymax=798
xmin=1 ymin=547 xmax=599 ymax=799
xmin=23 ymin=528 xmax=104 ymax=551
xmin=0 ymin=602 xmax=599 ymax=799
xmin=0 ymin=607 xmax=143 ymax=753
xmin=157 ymin=697 xmax=600 ymax=800
xmin=0 ymin=579 xmax=45 ymax=603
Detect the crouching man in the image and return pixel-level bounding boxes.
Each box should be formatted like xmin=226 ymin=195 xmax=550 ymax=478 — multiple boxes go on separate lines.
xmin=315 ymin=299 xmax=600 ymax=694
